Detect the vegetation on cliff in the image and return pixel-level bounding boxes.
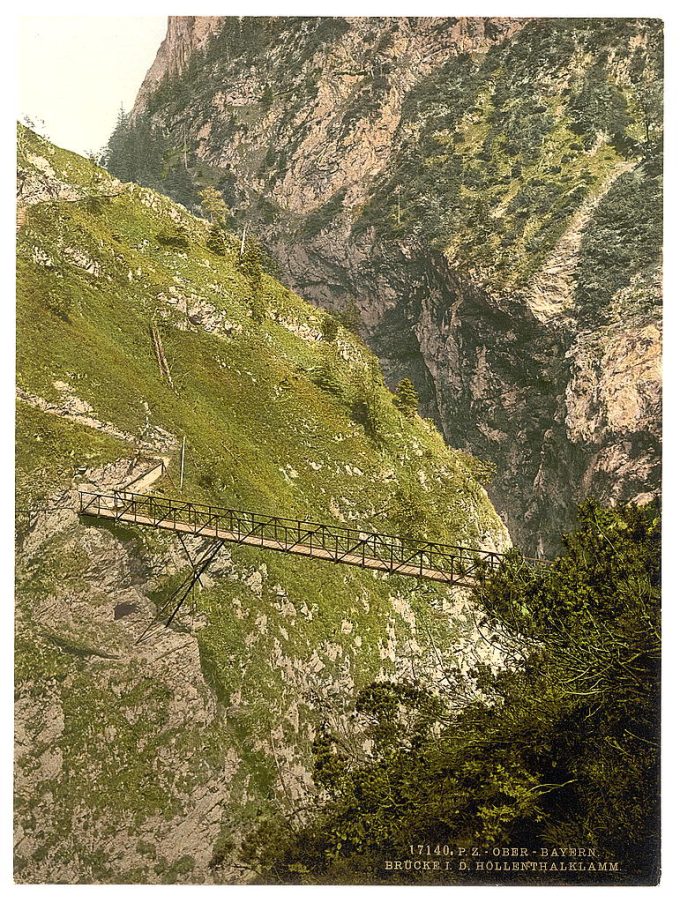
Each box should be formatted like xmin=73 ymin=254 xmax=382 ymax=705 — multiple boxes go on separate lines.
xmin=107 ymin=17 xmax=663 ymax=557
xmin=355 ymin=18 xmax=662 ymax=294
xmin=247 ymin=501 xmax=661 ymax=885
xmin=575 ymin=163 xmax=662 ymax=320
xmin=109 ymin=17 xmax=662 ymax=302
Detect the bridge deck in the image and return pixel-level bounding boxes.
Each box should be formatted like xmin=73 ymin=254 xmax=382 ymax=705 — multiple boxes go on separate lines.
xmin=107 ymin=510 xmax=475 ymax=585
xmin=78 ymin=490 xmax=520 ymax=587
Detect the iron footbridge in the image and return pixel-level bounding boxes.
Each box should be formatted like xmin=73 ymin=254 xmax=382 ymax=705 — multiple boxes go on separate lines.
xmin=78 ymin=490 xmax=518 ymax=588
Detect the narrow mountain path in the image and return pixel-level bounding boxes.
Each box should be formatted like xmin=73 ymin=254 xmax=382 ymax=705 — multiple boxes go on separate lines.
xmin=16 ymin=386 xmax=177 ymax=454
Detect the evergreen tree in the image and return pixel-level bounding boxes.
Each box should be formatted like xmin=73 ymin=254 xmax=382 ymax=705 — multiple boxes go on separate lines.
xmin=393 ymin=377 xmax=420 ymax=417
xmin=320 ymin=314 xmax=339 ymax=342
xmin=104 ymin=109 xmax=166 ymax=190
xmin=629 ymin=47 xmax=663 ymax=157
xmin=250 ymin=293 xmax=267 ymax=326
xmin=337 ymin=300 xmax=362 ymax=333
xmin=206 ymin=224 xmax=226 ymax=255
xmin=351 ymin=360 xmax=385 ymax=440
xmin=165 ymin=165 xmax=197 ymax=209
xmin=313 ymin=349 xmax=344 ymax=396
xmin=104 ymin=106 xmax=133 ymax=182
xmin=239 ymin=237 xmax=266 ymax=324
xmin=240 ymin=237 xmax=263 ymax=294
xmin=391 ymin=482 xmax=430 ymax=538
xmin=261 ymin=84 xmax=274 ymax=110
xmin=199 ymin=186 xmax=229 ymax=224
xmin=567 ymin=68 xmax=631 ymax=151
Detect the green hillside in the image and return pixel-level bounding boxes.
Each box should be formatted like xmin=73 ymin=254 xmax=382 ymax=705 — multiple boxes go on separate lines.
xmin=15 ymin=126 xmax=507 ymax=883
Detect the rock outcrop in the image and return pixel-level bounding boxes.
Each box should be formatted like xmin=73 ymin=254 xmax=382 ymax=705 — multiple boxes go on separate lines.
xmin=132 ymin=16 xmax=224 ymax=116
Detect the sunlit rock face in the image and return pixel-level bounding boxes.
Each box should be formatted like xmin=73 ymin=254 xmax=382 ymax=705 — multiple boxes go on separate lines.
xmin=130 ymin=16 xmax=662 ymax=554
xmin=132 ymin=16 xmax=225 ymax=116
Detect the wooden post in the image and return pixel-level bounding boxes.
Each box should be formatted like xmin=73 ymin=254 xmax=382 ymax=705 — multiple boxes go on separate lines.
xmin=149 ymin=322 xmax=174 ymax=388
xmin=239 ymin=224 xmax=247 ymax=261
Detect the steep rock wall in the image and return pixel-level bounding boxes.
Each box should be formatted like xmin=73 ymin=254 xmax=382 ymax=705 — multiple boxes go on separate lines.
xmin=126 ymin=17 xmax=662 ymax=553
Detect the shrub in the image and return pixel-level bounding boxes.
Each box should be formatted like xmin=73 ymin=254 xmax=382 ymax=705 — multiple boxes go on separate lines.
xmin=199 ymin=186 xmax=229 ymax=225
xmin=312 ymin=350 xmax=344 ymax=396
xmin=156 ymin=229 xmax=189 ymax=250
xmin=240 ymin=238 xmax=263 ymax=291
xmin=250 ymin=293 xmax=267 ymax=325
xmin=85 ymin=196 xmax=106 ymax=215
xmin=320 ymin=314 xmax=339 ymax=342
xmin=206 ymin=224 xmax=226 ymax=255
xmin=336 ymin=300 xmax=361 ymax=333
xmin=350 ymin=362 xmax=385 ymax=440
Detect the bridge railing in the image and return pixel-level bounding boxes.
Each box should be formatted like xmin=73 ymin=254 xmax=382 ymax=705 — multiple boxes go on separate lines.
xmin=78 ymin=489 xmax=528 ymax=584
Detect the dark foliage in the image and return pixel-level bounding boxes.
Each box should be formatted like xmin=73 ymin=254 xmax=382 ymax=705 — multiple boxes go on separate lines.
xmin=104 ymin=108 xmax=200 ymax=211
xmin=104 ymin=109 xmax=167 ymax=192
xmin=310 ymin=349 xmax=344 ymax=397
xmin=239 ymin=238 xmax=267 ymax=324
xmin=245 ymin=501 xmax=660 ymax=885
xmin=300 ymin=189 xmax=347 ymax=238
xmin=320 ymin=314 xmax=340 ymax=342
xmin=567 ymin=66 xmax=632 ymax=151
xmin=155 ymin=229 xmax=189 ymax=250
xmin=165 ymin=165 xmax=198 ymax=209
xmin=240 ymin=237 xmax=263 ymax=291
xmin=575 ymin=164 xmax=662 ymax=316
xmin=350 ymin=360 xmax=386 ymax=440
xmin=207 ymin=224 xmax=226 ymax=256
xmin=393 ymin=377 xmax=420 ymax=418
xmin=336 ymin=300 xmax=362 ymax=334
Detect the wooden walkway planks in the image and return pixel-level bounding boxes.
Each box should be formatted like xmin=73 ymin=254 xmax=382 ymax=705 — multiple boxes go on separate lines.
xmin=103 ymin=509 xmax=478 ymax=586
xmin=78 ymin=490 xmax=529 ymax=587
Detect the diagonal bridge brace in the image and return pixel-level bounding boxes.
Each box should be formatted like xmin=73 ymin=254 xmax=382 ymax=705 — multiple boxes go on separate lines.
xmin=333 ymin=535 xmax=373 ymax=563
xmin=163 ymin=538 xmax=225 ymax=628
xmin=177 ymin=533 xmax=207 ymax=589
xmin=232 ymin=517 xmax=276 ymax=545
xmin=135 ymin=537 xmax=225 ymax=644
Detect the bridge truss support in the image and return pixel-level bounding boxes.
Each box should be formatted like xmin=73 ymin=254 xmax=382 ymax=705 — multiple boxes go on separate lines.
xmin=135 ymin=537 xmax=224 ymax=644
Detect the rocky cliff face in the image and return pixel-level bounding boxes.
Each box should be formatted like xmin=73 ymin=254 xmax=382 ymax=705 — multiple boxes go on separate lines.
xmin=131 ymin=16 xmax=224 ymax=115
xmin=126 ymin=16 xmax=663 ymax=554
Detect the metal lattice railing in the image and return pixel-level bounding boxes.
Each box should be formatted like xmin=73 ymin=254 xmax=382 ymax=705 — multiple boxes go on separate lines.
xmin=78 ymin=489 xmax=537 ymax=586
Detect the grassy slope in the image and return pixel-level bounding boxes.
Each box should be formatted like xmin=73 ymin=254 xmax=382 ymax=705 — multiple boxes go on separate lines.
xmin=17 ymin=129 xmax=500 ymax=538
xmin=15 ymin=127 xmax=506 ymax=881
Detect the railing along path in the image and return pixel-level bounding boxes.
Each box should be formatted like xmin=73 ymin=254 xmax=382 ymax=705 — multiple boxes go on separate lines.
xmin=78 ymin=490 xmax=526 ymax=587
